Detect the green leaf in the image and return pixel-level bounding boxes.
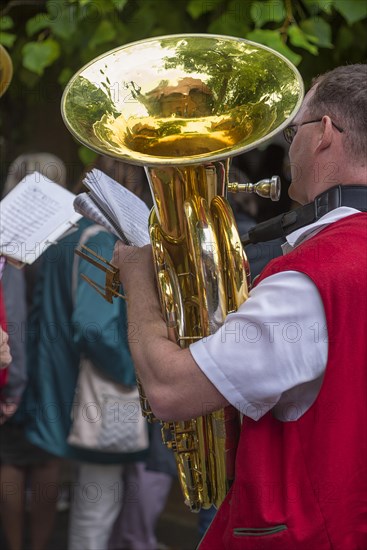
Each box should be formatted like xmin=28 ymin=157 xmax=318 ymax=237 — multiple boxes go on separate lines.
xmin=46 ymin=0 xmax=61 ymax=19
xmin=335 ymin=25 xmax=355 ymax=52
xmin=208 ymin=0 xmax=252 ymax=35
xmin=58 ymin=67 xmax=73 ymax=86
xmin=209 ymin=8 xmax=250 ymax=37
xmin=251 ymin=0 xmax=285 ymax=28
xmin=81 ymin=0 xmax=119 ymax=16
xmin=334 ymin=22 xmax=367 ymax=62
xmin=302 ymin=0 xmax=334 ymax=15
xmin=288 ymin=25 xmax=318 ymax=55
xmin=334 ymin=0 xmax=367 ymax=24
xmin=22 ymin=39 xmax=60 ymax=76
xmin=111 ymin=0 xmax=128 ymax=9
xmin=300 ymin=17 xmax=333 ymax=48
xmin=89 ymin=20 xmax=117 ymax=50
xmin=187 ymin=0 xmax=223 ymax=19
xmin=48 ymin=5 xmax=78 ymax=40
xmin=0 ymin=16 xmax=14 ymax=30
xmin=247 ymin=29 xmax=302 ymax=65
xmin=26 ymin=14 xmax=51 ymax=37
xmin=78 ymin=145 xmax=98 ymax=166
xmin=0 ymin=32 xmax=16 ymax=48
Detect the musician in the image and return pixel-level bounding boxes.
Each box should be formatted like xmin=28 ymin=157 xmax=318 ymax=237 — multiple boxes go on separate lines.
xmin=113 ymin=64 xmax=367 ymax=549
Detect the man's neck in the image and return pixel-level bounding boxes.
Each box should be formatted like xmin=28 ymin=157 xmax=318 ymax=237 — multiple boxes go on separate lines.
xmin=242 ymin=184 xmax=367 ymax=245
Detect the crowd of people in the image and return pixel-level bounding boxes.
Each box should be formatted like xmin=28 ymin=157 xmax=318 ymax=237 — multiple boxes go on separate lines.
xmin=0 ymin=155 xmax=176 ymax=550
xmin=0 ymin=46 xmax=366 ymax=550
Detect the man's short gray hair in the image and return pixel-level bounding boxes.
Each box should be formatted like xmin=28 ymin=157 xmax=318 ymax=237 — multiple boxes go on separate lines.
xmin=308 ymin=64 xmax=367 ymax=162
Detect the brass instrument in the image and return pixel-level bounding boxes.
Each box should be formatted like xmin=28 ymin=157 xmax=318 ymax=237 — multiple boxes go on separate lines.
xmin=0 ymin=45 xmax=13 ymax=98
xmin=61 ymin=34 xmax=304 ymax=511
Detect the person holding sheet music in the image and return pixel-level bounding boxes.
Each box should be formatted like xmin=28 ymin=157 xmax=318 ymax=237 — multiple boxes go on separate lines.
xmin=10 ymin=156 xmax=173 ymax=550
xmin=0 ymin=154 xmax=68 ymax=550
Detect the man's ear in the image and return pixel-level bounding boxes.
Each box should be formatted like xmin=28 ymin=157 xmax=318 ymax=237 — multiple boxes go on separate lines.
xmin=315 ymin=115 xmax=333 ymax=152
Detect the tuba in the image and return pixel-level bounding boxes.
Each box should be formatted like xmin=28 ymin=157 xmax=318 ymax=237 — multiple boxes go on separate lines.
xmin=61 ymin=34 xmax=304 ymax=511
xmin=0 ymin=45 xmax=13 ymax=98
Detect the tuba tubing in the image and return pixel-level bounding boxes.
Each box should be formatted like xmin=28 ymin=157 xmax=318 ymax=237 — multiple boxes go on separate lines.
xmin=147 ymin=162 xmax=248 ymax=510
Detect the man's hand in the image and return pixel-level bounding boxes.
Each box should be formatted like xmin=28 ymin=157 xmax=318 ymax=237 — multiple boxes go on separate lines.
xmin=112 ymin=242 xmax=155 ymax=293
xmin=0 ymin=327 xmax=12 ymax=369
xmin=0 ymin=400 xmax=19 ymax=425
xmin=111 ymin=240 xmax=228 ymax=421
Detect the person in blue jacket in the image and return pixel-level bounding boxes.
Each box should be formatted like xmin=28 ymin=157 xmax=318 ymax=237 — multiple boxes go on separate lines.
xmin=0 ymin=218 xmax=171 ymax=550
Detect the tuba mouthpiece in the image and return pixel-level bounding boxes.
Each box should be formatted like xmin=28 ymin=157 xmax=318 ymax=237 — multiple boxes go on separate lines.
xmin=228 ymin=175 xmax=281 ymax=201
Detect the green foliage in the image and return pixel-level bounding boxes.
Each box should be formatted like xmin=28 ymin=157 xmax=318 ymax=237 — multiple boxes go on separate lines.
xmin=251 ymin=1 xmax=284 ymax=28
xmin=78 ymin=145 xmax=98 ymax=165
xmin=0 ymin=15 xmax=16 ymax=47
xmin=300 ymin=18 xmax=333 ymax=49
xmin=247 ymin=29 xmax=302 ymax=65
xmin=3 ymin=0 xmax=367 ymax=87
xmin=187 ymin=0 xmax=223 ymax=20
xmin=333 ymin=0 xmax=367 ymax=25
xmin=22 ymin=39 xmax=61 ymax=75
xmin=63 ymin=75 xmax=119 ymax=140
xmin=1 ymin=0 xmax=367 ymax=167
xmin=288 ymin=25 xmax=318 ymax=55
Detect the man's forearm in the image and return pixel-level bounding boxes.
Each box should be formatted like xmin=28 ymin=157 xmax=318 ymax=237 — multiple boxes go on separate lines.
xmin=117 ymin=244 xmax=187 ymax=417
xmin=114 ymin=243 xmax=228 ymax=421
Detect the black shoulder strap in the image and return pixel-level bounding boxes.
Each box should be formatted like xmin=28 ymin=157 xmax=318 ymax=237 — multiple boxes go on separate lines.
xmin=241 ymin=185 xmax=367 ymax=245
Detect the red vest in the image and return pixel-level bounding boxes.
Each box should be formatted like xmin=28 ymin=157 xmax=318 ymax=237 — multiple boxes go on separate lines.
xmin=200 ymin=213 xmax=367 ymax=550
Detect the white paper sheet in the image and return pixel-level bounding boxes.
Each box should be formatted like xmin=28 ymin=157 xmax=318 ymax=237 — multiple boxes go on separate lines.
xmin=83 ymin=169 xmax=151 ymax=247
xmin=0 ymin=172 xmax=82 ymax=263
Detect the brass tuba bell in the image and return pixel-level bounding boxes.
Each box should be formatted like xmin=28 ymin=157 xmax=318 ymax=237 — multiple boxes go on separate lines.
xmin=61 ymin=34 xmax=304 ymax=511
xmin=0 ymin=45 xmax=13 ymax=98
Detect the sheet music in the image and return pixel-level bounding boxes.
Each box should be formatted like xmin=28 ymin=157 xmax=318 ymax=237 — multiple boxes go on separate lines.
xmin=83 ymin=169 xmax=151 ymax=247
xmin=74 ymin=193 xmax=120 ymax=238
xmin=0 ymin=172 xmax=82 ymax=263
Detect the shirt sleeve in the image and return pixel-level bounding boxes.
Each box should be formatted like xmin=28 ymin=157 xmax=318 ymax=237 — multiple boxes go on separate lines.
xmin=189 ymin=271 xmax=328 ymax=420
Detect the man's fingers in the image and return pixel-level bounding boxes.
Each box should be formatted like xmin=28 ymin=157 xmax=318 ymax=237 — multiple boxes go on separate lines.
xmin=112 ymin=242 xmax=152 ymax=267
xmin=0 ymin=401 xmax=18 ymax=424
xmin=0 ymin=327 xmax=9 ymax=344
xmin=0 ymin=346 xmax=12 ymax=368
xmin=112 ymin=241 xmax=132 ymax=265
xmin=0 ymin=328 xmax=12 ymax=368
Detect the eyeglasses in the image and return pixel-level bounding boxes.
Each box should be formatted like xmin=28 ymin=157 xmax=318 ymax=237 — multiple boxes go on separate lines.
xmin=283 ymin=118 xmax=344 ymax=145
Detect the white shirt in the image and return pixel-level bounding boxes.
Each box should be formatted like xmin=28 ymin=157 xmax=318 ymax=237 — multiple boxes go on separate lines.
xmin=190 ymin=207 xmax=360 ymax=421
